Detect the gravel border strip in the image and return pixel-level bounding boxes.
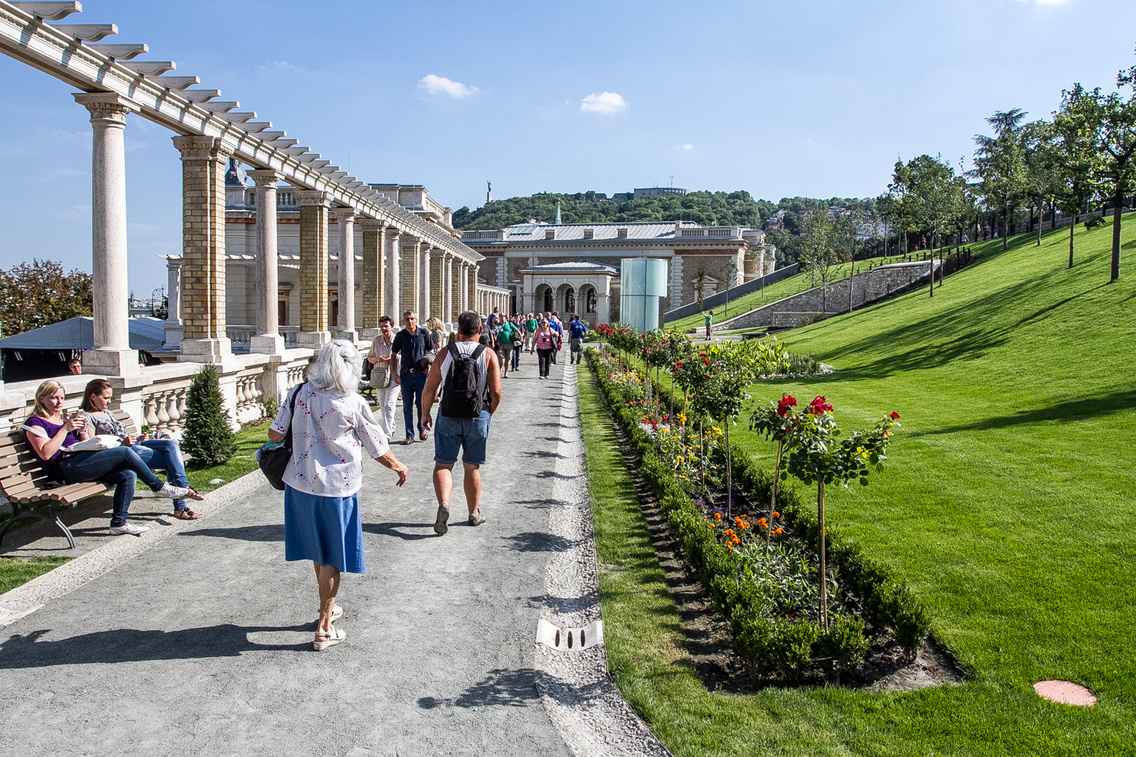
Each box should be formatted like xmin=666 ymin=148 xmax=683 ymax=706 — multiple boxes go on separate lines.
xmin=0 ymin=472 xmax=268 ymax=627
xmin=535 ymin=363 xmax=671 ymax=757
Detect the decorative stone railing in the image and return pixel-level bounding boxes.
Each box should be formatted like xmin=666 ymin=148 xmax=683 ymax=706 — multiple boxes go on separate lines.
xmin=678 ymin=226 xmax=742 ymax=239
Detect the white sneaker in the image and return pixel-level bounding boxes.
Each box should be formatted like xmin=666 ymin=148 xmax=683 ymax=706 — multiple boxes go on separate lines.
xmin=109 ymin=522 xmax=150 ymax=536
xmin=156 ymin=483 xmax=192 ymax=500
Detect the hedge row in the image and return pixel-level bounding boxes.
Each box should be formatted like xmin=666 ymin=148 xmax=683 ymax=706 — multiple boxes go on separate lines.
xmin=586 ymin=351 xmax=930 ymax=679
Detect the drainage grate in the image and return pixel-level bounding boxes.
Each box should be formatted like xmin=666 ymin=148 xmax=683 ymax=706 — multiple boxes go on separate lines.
xmin=536 ymin=618 xmax=604 ymax=651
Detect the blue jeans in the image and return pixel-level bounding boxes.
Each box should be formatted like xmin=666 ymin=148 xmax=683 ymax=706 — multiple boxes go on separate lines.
xmin=434 ymin=410 xmax=491 ymax=466
xmin=133 ymin=439 xmax=191 ymax=510
xmin=511 ymin=346 xmax=520 ymax=370
xmin=400 ymin=370 xmax=429 ymax=440
xmin=60 ymin=446 xmax=164 ymax=527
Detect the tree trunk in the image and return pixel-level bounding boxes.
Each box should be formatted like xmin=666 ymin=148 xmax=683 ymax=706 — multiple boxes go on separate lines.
xmin=767 ymin=442 xmax=781 ymax=554
xmin=1112 ymin=182 xmax=1123 ymax=282
xmin=817 ymin=479 xmax=828 ymax=632
xmin=928 ymin=230 xmax=935 ymax=298
xmin=1069 ymin=218 xmax=1075 ymax=269
xmin=1002 ymin=208 xmax=1008 ymax=250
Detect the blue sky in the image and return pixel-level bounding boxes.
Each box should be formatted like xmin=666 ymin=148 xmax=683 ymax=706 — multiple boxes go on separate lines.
xmin=1 ymin=0 xmax=1134 ymax=295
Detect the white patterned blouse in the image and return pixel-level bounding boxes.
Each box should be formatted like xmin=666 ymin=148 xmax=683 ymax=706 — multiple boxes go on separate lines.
xmin=270 ymin=383 xmax=390 ymax=497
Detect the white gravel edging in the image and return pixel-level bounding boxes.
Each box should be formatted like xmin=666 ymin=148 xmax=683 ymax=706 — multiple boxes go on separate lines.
xmin=535 ymin=363 xmax=671 ymax=757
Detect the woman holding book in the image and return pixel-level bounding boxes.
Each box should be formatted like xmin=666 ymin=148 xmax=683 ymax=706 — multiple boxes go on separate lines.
xmin=22 ymin=380 xmax=194 ymax=536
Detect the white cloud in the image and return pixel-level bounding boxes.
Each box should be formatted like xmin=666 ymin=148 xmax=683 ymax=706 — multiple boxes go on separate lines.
xmin=676 ymin=143 xmax=695 ymax=152
xmin=580 ymin=92 xmax=628 ymax=115
xmin=418 ymin=74 xmax=478 ymax=98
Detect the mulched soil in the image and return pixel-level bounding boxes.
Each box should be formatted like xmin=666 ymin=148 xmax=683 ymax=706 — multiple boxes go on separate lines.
xmin=605 ymin=412 xmax=963 ymax=693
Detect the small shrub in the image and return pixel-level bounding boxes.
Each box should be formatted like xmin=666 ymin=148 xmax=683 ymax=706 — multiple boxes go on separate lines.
xmin=182 ymin=364 xmax=235 ymax=466
xmin=264 ymin=396 xmax=278 ymax=422
xmin=1084 ymin=214 xmax=1105 ymax=230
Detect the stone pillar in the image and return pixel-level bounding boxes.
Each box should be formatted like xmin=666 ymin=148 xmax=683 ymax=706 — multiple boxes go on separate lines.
xmin=249 ymin=169 xmax=285 ymax=354
xmin=597 ymin=292 xmax=612 ymax=324
xmin=74 ymin=93 xmax=139 ymax=376
xmin=401 ymin=236 xmax=420 ymax=319
xmin=172 ymin=135 xmax=233 ymax=364
xmin=419 ymin=242 xmax=432 ymax=321
xmin=386 ymin=228 xmax=401 ymax=321
xmin=333 ymin=207 xmax=357 ymax=343
xmin=163 ymin=257 xmax=183 ymax=348
xmin=359 ymin=220 xmax=384 ymax=338
xmin=443 ymin=253 xmax=454 ymax=324
xmin=295 ymin=190 xmax=331 ymax=348
xmin=429 ymin=248 xmax=445 ymax=324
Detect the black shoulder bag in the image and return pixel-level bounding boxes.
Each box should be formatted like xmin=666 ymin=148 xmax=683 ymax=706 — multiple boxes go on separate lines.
xmin=257 ymin=382 xmax=305 ymax=491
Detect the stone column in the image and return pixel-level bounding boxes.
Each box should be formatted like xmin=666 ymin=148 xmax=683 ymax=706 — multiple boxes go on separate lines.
xmin=74 ymin=93 xmax=139 ymax=376
xmin=429 ymin=248 xmax=445 ymax=324
xmin=401 ymin=236 xmax=420 ymax=318
xmin=419 ymin=242 xmax=432 ymax=321
xmin=163 ymin=256 xmax=182 ymax=348
xmin=597 ymin=292 xmax=612 ymax=324
xmin=172 ymin=135 xmax=233 ymax=364
xmin=295 ymin=190 xmax=331 ymax=348
xmin=333 ymin=207 xmax=357 ymax=343
xmin=359 ymin=219 xmax=384 ymax=339
xmin=249 ymin=169 xmax=285 ymax=354
xmin=386 ymin=227 xmax=401 ymax=320
xmin=443 ymin=253 xmax=454 ymax=324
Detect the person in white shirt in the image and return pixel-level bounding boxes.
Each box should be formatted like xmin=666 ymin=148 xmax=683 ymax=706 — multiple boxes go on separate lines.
xmin=366 ymin=315 xmax=399 ymax=438
xmin=268 ymin=341 xmax=409 ymax=651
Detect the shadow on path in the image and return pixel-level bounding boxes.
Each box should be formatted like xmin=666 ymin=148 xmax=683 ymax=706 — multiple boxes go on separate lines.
xmin=418 ymin=668 xmax=542 ymax=709
xmin=180 ymin=524 xmax=285 ymax=542
xmin=504 ymin=532 xmax=578 ymax=553
xmin=0 ymin=623 xmax=312 ymax=668
xmin=363 ymin=521 xmax=436 ymax=542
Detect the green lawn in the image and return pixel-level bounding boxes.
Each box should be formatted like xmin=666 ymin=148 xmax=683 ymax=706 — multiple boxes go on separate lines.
xmin=0 ymin=556 xmax=71 ymax=594
xmin=185 ymin=422 xmax=268 ymax=493
xmin=664 ymin=254 xmax=916 ymax=333
xmin=582 ymin=219 xmax=1135 ymax=755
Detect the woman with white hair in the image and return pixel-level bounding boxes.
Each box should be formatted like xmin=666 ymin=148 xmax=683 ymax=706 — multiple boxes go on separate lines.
xmin=268 ymin=340 xmax=409 ymax=651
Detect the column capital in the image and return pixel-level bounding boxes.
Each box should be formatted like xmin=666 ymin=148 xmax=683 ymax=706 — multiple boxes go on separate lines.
xmin=294 ymin=190 xmax=330 ymax=208
xmin=172 ymin=135 xmax=231 ymax=161
xmin=358 ymin=218 xmax=385 ymax=231
xmin=73 ymin=92 xmax=137 ymax=123
xmin=249 ymin=168 xmax=282 ymax=187
xmin=332 ymin=207 xmax=357 ymax=222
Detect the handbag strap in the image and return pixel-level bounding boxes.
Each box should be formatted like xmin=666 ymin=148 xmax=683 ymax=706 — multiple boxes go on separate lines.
xmin=284 ymin=382 xmax=305 ymax=449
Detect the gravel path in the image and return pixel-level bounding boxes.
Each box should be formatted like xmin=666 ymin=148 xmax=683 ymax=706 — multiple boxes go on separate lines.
xmin=0 ymin=353 xmax=669 ymax=756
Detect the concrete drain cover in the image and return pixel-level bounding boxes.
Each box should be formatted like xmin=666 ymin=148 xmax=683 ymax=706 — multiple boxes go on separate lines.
xmin=1034 ymin=680 xmax=1096 ymax=706
xmin=536 ymin=618 xmax=603 ymax=651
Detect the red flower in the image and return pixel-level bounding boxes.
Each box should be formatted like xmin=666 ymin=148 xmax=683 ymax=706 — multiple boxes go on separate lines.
xmin=776 ymin=395 xmax=798 ymax=417
xmin=675 ymin=361 xmax=683 ymax=369
xmin=704 ymin=359 xmax=710 ymax=366
xmin=891 ymin=411 xmax=901 ymax=420
xmin=807 ymin=396 xmax=833 ymax=415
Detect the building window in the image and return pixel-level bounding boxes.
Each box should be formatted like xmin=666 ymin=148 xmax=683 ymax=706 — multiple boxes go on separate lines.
xmin=617 ymin=228 xmax=628 ymax=238
xmin=583 ymin=229 xmax=594 ymax=239
xmin=545 ymin=229 xmax=555 ymax=240
xmin=586 ymin=289 xmax=597 ymax=313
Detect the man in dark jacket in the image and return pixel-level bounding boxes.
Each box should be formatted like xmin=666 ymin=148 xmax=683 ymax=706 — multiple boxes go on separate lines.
xmin=391 ymin=310 xmax=434 ymax=444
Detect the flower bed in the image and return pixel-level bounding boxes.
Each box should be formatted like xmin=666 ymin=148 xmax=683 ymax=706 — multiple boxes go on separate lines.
xmin=586 ymin=338 xmax=930 ymax=681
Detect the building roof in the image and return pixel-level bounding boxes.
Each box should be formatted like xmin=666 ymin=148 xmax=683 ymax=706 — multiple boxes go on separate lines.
xmin=521 ymin=261 xmax=619 ymax=275
xmin=0 ymin=317 xmax=166 ymax=352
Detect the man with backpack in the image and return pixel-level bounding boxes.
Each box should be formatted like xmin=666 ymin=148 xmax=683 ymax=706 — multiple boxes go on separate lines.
xmin=421 ymin=310 xmax=503 ymax=535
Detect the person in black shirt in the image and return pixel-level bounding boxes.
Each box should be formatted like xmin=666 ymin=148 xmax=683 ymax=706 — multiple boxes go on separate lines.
xmin=391 ymin=310 xmax=435 ymax=444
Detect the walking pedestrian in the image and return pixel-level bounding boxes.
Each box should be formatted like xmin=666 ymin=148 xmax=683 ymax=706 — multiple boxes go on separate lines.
xmin=421 ymin=311 xmax=502 ymax=535
xmin=704 ymin=309 xmax=713 ymax=340
xmin=494 ymin=316 xmax=521 ymax=378
xmin=567 ymin=314 xmax=588 ymax=365
xmin=366 ymin=315 xmax=399 ymax=438
xmin=534 ymin=317 xmax=556 ymax=379
xmin=548 ymin=312 xmax=563 ymax=364
xmin=391 ymin=310 xmax=435 ymax=445
xmin=268 ymin=341 xmax=409 ymax=651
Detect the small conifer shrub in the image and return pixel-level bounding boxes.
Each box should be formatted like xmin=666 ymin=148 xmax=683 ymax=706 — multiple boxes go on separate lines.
xmin=182 ymin=364 xmax=235 ymax=466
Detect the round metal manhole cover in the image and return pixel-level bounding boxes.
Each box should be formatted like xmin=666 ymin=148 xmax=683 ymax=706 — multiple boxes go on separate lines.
xmin=1033 ymin=680 xmax=1096 ymax=706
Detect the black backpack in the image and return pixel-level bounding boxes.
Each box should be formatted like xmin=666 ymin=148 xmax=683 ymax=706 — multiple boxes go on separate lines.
xmin=439 ymin=343 xmax=488 ymax=418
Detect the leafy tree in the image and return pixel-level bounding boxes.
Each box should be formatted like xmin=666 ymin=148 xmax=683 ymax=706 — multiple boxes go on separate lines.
xmin=798 ymin=203 xmax=840 ymax=309
xmin=1020 ymin=120 xmax=1063 ymax=247
xmin=892 ymin=155 xmax=964 ymax=296
xmin=182 ymin=364 xmax=235 ymax=466
xmin=1095 ymin=64 xmax=1136 ymax=281
xmin=1052 ymin=83 xmax=1103 ymax=268
xmin=972 ymin=109 xmax=1029 ymax=250
xmin=0 ymin=260 xmax=93 ymax=337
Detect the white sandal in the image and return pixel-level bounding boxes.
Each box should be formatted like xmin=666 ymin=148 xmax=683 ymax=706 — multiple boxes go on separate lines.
xmin=313 ymin=626 xmax=346 ymax=651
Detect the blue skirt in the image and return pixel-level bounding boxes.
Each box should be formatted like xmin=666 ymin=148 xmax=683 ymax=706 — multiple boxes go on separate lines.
xmin=283 ymin=487 xmax=366 ymax=574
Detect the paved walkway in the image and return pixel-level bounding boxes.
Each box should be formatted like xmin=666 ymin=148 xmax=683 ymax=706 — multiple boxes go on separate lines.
xmin=0 ymin=353 xmax=667 ymax=756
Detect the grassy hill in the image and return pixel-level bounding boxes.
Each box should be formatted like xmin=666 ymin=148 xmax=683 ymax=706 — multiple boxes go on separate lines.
xmin=586 ymin=217 xmax=1136 ymax=754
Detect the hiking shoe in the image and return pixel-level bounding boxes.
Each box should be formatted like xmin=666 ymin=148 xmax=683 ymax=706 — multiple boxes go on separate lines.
xmin=156 ymin=483 xmax=193 ymax=500
xmin=434 ymin=505 xmax=450 ymax=535
xmin=313 ymin=626 xmax=346 ymax=651
xmin=109 ymin=522 xmax=150 ymax=536
xmin=468 ymin=513 xmax=486 ymax=527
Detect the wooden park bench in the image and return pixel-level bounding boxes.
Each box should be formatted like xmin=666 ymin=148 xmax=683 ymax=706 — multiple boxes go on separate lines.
xmin=0 ymin=409 xmax=173 ymax=549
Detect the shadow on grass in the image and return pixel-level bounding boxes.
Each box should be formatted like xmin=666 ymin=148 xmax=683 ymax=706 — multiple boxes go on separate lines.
xmin=913 ymin=387 xmax=1136 ymax=436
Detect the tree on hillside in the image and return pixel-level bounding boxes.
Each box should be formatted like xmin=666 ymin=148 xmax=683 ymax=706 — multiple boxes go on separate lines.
xmin=1020 ymin=120 xmax=1063 ymax=247
xmin=799 ymin=202 xmax=841 ymax=310
xmin=1095 ymin=64 xmax=1136 ymax=282
xmin=973 ymin=109 xmax=1029 ymax=251
xmin=0 ymin=260 xmax=93 ymax=337
xmin=892 ymin=155 xmax=964 ymax=297
xmin=1052 ymin=83 xmax=1104 ymax=268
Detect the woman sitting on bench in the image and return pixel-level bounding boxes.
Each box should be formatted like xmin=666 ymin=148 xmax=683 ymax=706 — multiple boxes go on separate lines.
xmin=80 ymin=378 xmax=204 ymax=521
xmin=23 ymin=381 xmax=197 ymax=536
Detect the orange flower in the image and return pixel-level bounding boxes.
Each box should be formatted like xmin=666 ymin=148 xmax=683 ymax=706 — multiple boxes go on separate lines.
xmin=714 ymin=512 xmax=722 ymax=521
xmin=772 ymin=512 xmax=780 ymax=518
xmin=773 ymin=527 xmax=783 ymax=535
